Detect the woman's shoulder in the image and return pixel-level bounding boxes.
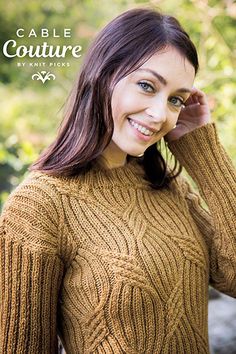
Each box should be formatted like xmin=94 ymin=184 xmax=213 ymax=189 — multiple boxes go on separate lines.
xmin=0 ymin=171 xmax=69 ymax=254
xmin=5 ymin=170 xmax=87 ymax=206
xmin=3 ymin=171 xmax=64 ymax=209
xmin=1 ymin=170 xmax=89 ymax=235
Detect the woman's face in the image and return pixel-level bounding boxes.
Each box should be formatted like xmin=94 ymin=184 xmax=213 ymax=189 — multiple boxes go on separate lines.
xmin=102 ymin=46 xmax=195 ymax=168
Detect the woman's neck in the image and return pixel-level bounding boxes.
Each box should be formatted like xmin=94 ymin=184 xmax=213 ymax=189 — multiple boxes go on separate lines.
xmin=100 ymin=142 xmax=127 ymax=169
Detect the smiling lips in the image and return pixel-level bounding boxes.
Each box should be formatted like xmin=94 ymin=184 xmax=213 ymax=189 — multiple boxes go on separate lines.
xmin=128 ymin=118 xmax=160 ymax=136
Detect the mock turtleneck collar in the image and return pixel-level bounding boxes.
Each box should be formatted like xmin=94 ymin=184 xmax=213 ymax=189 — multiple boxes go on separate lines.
xmin=80 ymin=158 xmax=150 ymax=190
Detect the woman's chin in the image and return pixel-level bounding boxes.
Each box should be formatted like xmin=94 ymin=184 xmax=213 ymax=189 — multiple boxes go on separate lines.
xmin=127 ymin=150 xmax=145 ymax=157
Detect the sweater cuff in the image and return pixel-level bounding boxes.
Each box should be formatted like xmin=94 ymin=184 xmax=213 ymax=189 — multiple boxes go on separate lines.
xmin=167 ymin=122 xmax=236 ymax=191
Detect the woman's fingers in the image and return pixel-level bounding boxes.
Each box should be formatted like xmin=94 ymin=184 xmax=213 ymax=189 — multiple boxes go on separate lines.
xmin=190 ymin=87 xmax=208 ymax=106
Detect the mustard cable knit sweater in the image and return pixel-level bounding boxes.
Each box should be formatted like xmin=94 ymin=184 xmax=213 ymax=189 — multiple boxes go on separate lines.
xmin=0 ymin=122 xmax=236 ymax=354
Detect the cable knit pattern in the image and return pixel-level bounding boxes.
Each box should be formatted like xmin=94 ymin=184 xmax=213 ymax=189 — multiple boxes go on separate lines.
xmin=0 ymin=122 xmax=235 ymax=354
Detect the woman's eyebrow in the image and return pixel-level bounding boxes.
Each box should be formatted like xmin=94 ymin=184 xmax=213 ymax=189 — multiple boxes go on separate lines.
xmin=135 ymin=68 xmax=191 ymax=93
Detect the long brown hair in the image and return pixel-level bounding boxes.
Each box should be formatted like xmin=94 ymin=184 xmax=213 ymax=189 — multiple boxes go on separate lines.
xmin=30 ymin=8 xmax=199 ymax=189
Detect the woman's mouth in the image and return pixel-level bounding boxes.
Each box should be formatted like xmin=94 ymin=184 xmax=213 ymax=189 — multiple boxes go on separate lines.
xmin=127 ymin=117 xmax=160 ymax=142
xmin=128 ymin=118 xmax=154 ymax=136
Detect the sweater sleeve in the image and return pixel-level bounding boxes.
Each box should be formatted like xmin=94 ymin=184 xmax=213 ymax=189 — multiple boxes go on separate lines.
xmin=0 ymin=174 xmax=64 ymax=353
xmin=168 ymin=122 xmax=236 ymax=297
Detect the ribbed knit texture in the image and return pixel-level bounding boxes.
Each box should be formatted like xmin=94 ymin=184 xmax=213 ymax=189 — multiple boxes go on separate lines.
xmin=0 ymin=122 xmax=235 ymax=354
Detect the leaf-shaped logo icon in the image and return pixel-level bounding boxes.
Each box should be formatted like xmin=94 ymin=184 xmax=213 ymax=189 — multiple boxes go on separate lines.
xmin=32 ymin=71 xmax=56 ymax=83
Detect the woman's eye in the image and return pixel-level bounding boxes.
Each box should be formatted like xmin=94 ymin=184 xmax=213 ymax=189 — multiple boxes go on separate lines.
xmin=169 ymin=96 xmax=185 ymax=108
xmin=138 ymin=81 xmax=155 ymax=93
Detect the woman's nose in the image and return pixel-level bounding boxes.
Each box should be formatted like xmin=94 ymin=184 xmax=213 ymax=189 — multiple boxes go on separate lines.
xmin=145 ymin=103 xmax=167 ymax=124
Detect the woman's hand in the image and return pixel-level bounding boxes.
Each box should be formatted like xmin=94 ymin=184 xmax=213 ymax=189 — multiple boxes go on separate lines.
xmin=165 ymin=87 xmax=211 ymax=143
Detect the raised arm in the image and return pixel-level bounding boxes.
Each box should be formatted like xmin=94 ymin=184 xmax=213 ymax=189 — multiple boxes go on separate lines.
xmin=0 ymin=174 xmax=64 ymax=353
xmin=168 ymin=122 xmax=236 ymax=297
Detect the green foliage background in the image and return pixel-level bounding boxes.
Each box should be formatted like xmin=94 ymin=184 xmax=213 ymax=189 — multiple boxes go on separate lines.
xmin=0 ymin=0 xmax=236 ymax=210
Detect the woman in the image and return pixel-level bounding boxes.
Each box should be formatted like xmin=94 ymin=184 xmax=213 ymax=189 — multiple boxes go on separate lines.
xmin=0 ymin=8 xmax=235 ymax=354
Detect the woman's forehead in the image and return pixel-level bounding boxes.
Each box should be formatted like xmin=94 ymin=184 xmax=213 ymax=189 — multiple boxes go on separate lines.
xmin=132 ymin=48 xmax=195 ymax=86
